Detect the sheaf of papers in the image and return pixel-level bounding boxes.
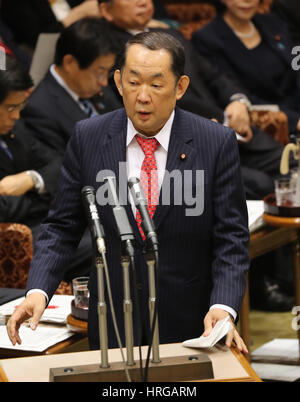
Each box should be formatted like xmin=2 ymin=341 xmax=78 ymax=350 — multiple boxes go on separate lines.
xmin=0 ymin=325 xmax=73 ymax=352
xmin=0 ymin=295 xmax=74 ymax=324
xmin=182 ymin=316 xmax=232 ymax=348
xmin=246 ymin=200 xmax=265 ymax=233
xmin=251 ymin=338 xmax=299 ymax=363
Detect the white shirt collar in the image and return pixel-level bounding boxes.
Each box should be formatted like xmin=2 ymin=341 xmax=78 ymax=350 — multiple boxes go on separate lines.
xmin=126 ymin=110 xmax=175 ymax=152
xmin=50 ymin=64 xmax=80 ymax=103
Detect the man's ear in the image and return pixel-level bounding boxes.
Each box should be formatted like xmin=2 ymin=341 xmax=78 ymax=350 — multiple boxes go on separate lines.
xmin=99 ymin=3 xmax=113 ymax=22
xmin=62 ymin=54 xmax=77 ymax=73
xmin=175 ymin=75 xmax=190 ymax=101
xmin=114 ymin=70 xmax=123 ymax=97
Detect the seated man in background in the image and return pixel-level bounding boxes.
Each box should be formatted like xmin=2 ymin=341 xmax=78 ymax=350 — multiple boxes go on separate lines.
xmin=21 ymin=17 xmax=121 ymax=155
xmin=99 ymin=0 xmax=286 ymax=201
xmin=0 ymin=54 xmax=93 ymax=282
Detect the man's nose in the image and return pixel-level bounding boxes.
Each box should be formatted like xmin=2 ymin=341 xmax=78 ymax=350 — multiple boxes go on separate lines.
xmin=98 ymin=76 xmax=108 ymax=88
xmin=137 ymin=85 xmax=151 ymax=103
xmin=10 ymin=109 xmax=20 ymax=121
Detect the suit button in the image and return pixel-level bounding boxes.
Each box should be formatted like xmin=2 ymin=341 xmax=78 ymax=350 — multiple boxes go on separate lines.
xmin=137 ymin=283 xmax=143 ymax=290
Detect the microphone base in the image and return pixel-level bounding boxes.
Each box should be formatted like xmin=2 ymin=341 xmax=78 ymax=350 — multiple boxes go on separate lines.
xmin=49 ymin=354 xmax=213 ymax=382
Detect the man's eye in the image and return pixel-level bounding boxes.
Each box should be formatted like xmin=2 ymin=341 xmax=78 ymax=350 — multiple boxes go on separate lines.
xmin=152 ymin=84 xmax=161 ymax=88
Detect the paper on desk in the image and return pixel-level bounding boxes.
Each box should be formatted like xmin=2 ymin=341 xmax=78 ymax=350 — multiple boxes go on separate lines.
xmin=0 ymin=295 xmax=74 ymax=324
xmin=0 ymin=325 xmax=73 ymax=352
xmin=182 ymin=316 xmax=232 ymax=348
xmin=251 ymin=338 xmax=299 ymax=363
xmin=246 ymin=200 xmax=265 ymax=232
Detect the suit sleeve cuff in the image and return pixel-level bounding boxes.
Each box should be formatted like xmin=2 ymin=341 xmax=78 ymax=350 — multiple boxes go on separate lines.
xmin=26 ymin=289 xmax=49 ymax=304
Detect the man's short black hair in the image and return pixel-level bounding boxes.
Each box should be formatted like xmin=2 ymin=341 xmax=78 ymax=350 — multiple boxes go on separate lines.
xmin=0 ymin=54 xmax=33 ymax=104
xmin=120 ymin=31 xmax=186 ymax=83
xmin=54 ymin=17 xmax=120 ymax=69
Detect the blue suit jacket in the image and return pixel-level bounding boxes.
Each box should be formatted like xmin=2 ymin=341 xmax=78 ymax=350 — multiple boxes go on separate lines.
xmin=192 ymin=13 xmax=300 ymax=132
xmin=27 ymin=107 xmax=249 ymax=347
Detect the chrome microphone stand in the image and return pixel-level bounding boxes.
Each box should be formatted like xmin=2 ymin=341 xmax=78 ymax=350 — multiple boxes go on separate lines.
xmin=95 ymin=250 xmax=109 ymax=369
xmin=145 ymin=249 xmax=161 ymax=364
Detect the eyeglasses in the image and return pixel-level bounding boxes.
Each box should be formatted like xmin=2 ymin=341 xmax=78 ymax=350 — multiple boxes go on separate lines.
xmin=4 ymin=100 xmax=28 ymax=113
xmin=91 ymin=68 xmax=114 ymax=82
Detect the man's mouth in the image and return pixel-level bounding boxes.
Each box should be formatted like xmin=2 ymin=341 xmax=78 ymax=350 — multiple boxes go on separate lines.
xmin=138 ymin=111 xmax=151 ymax=120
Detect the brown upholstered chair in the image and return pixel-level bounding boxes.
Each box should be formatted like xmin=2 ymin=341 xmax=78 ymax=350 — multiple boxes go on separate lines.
xmin=250 ymin=109 xmax=289 ymax=145
xmin=0 ymin=223 xmax=72 ymax=295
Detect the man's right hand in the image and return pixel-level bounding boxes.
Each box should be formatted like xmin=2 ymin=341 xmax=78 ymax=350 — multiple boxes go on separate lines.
xmin=6 ymin=293 xmax=46 ymax=345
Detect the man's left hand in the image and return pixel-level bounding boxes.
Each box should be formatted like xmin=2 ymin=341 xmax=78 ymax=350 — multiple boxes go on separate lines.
xmin=203 ymin=308 xmax=248 ymax=354
xmin=0 ymin=172 xmax=34 ymax=196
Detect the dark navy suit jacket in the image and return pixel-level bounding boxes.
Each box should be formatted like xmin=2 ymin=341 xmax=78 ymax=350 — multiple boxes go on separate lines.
xmin=21 ymin=71 xmax=122 ymax=156
xmin=26 ymin=107 xmax=249 ymax=348
xmin=192 ymin=13 xmax=300 ymax=132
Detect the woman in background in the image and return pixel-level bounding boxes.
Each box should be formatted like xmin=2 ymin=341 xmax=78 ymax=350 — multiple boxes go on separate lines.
xmin=192 ymin=0 xmax=300 ymax=134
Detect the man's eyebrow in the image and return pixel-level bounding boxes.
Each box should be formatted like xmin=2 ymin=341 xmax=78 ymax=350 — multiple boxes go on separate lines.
xmin=129 ymin=69 xmax=164 ymax=78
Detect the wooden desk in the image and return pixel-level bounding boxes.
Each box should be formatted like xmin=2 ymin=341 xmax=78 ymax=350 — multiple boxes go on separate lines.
xmin=240 ymin=215 xmax=300 ymax=361
xmin=0 ymin=343 xmax=261 ymax=382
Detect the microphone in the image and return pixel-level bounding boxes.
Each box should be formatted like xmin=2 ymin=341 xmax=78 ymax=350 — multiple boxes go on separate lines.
xmin=128 ymin=177 xmax=158 ymax=251
xmin=104 ymin=176 xmax=135 ymax=257
xmin=81 ymin=186 xmax=106 ymax=254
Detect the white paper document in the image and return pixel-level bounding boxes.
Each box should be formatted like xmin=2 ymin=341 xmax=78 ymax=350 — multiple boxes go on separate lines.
xmin=0 ymin=325 xmax=73 ymax=352
xmin=182 ymin=316 xmax=232 ymax=348
xmin=251 ymin=338 xmax=299 ymax=363
xmin=246 ymin=200 xmax=265 ymax=232
xmin=0 ymin=295 xmax=74 ymax=324
xmin=251 ymin=362 xmax=300 ymax=382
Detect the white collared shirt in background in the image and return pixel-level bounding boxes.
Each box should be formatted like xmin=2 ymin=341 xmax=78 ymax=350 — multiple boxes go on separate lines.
xmin=50 ymin=64 xmax=98 ymax=115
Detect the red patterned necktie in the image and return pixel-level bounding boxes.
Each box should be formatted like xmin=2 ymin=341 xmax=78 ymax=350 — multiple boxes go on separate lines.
xmin=135 ymin=135 xmax=159 ymax=240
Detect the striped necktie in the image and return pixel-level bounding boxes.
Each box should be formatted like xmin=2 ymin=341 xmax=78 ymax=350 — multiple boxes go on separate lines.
xmin=79 ymin=98 xmax=96 ymax=117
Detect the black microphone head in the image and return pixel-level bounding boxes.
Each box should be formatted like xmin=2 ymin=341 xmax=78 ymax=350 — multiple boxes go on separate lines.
xmin=81 ymin=186 xmax=96 ymax=205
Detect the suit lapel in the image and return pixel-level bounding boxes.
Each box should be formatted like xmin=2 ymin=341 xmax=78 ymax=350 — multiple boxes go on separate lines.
xmin=254 ymin=15 xmax=291 ymax=66
xmin=153 ymin=108 xmax=197 ymax=230
xmin=45 ymin=72 xmax=87 ymax=123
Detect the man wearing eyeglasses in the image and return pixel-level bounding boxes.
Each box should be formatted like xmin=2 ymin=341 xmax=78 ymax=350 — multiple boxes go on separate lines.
xmin=21 ymin=17 xmax=122 ymax=156
xmin=0 ymin=54 xmax=60 ymax=234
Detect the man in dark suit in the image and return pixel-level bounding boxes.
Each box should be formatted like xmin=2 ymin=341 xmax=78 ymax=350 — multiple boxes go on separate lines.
xmin=0 ymin=55 xmax=60 ymax=236
xmin=0 ymin=54 xmax=94 ymax=282
xmin=7 ymin=31 xmax=249 ymax=354
xmin=98 ymin=0 xmax=285 ymax=201
xmin=21 ymin=17 xmax=122 ymax=155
